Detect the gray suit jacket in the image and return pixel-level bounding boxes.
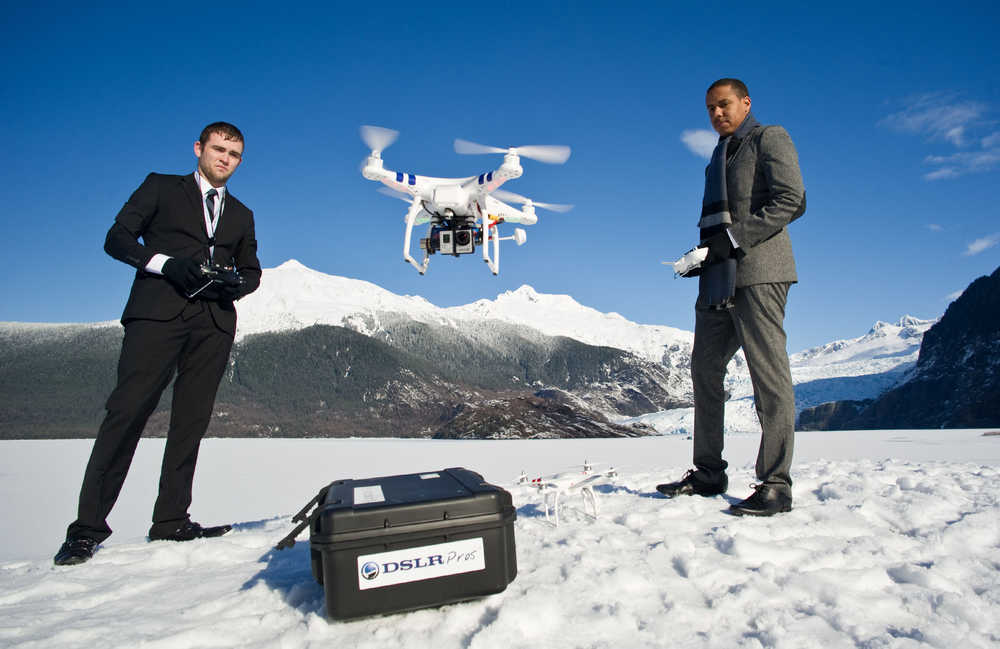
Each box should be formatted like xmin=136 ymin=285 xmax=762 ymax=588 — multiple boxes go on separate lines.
xmin=723 ymin=124 xmax=806 ymax=287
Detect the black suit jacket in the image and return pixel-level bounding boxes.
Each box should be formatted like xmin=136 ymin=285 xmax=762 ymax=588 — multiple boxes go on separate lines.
xmin=104 ymin=172 xmax=261 ymax=336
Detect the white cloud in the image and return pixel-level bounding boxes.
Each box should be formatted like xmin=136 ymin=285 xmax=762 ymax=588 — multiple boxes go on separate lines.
xmin=680 ymin=129 xmax=717 ymax=159
xmin=881 ymin=94 xmax=1000 ymax=180
xmin=880 ymin=95 xmax=985 ymax=146
xmin=925 ymin=150 xmax=1000 ymax=168
xmin=924 ymin=168 xmax=959 ymax=181
xmin=963 ymin=233 xmax=1000 ymax=256
xmin=927 ymin=224 xmax=943 ymax=231
xmin=923 ymin=149 xmax=1000 ymax=180
xmin=946 ymin=290 xmax=964 ymax=301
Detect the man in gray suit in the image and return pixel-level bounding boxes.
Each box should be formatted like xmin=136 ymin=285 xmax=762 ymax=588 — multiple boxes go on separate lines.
xmin=657 ymin=78 xmax=806 ymax=516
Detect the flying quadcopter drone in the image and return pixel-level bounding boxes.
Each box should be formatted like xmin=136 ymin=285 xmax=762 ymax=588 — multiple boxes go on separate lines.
xmin=515 ymin=460 xmax=619 ymax=526
xmin=360 ymin=125 xmax=573 ymax=275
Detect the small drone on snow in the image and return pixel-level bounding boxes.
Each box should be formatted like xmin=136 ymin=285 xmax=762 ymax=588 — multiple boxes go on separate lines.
xmin=360 ymin=125 xmax=573 ymax=275
xmin=516 ymin=460 xmax=619 ymax=526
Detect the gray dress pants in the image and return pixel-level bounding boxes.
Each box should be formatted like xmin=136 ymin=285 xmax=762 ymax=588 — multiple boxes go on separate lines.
xmin=691 ymin=282 xmax=795 ymax=492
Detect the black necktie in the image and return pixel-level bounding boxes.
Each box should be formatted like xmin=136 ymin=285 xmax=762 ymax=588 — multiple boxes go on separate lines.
xmin=205 ymin=188 xmax=218 ymax=223
xmin=205 ymin=188 xmax=218 ymax=254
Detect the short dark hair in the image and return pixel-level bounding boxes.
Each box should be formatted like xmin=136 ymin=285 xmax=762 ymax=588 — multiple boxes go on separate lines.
xmin=199 ymin=122 xmax=244 ymax=145
xmin=707 ymin=78 xmax=749 ymax=99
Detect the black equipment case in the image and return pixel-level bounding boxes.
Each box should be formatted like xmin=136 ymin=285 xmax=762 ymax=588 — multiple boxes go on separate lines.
xmin=277 ymin=467 xmax=517 ymax=620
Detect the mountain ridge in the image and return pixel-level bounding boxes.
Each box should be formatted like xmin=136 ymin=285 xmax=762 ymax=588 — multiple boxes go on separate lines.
xmin=1 ymin=261 xmax=963 ymax=438
xmin=798 ymin=266 xmax=1000 ymax=430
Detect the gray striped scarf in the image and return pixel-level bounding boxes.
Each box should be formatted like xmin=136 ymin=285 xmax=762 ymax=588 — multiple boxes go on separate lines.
xmin=698 ymin=112 xmax=759 ymax=307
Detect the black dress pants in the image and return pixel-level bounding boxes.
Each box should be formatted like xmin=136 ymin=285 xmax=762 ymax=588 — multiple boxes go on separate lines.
xmin=66 ymin=302 xmax=233 ymax=542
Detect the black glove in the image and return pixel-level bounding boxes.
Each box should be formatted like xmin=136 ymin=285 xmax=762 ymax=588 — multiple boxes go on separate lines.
xmin=700 ymin=230 xmax=745 ymax=265
xmin=218 ymin=283 xmax=244 ymax=301
xmin=161 ymin=257 xmax=206 ymax=294
xmin=193 ymin=264 xmax=245 ymax=302
xmin=679 ymin=265 xmax=702 ymax=278
xmin=198 ymin=282 xmax=243 ymax=302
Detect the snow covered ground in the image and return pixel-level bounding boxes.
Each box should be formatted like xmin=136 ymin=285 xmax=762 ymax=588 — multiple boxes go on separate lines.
xmin=2 ymin=431 xmax=999 ymax=648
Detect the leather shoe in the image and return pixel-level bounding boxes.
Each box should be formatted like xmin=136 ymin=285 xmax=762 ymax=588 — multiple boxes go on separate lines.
xmin=656 ymin=469 xmax=728 ymax=497
xmin=728 ymin=483 xmax=792 ymax=517
xmin=148 ymin=520 xmax=232 ymax=542
xmin=54 ymin=537 xmax=99 ymax=566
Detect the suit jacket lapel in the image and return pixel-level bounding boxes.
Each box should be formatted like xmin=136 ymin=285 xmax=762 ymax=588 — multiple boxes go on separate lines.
xmin=181 ymin=173 xmax=202 ymax=214
xmin=183 ymin=173 xmax=219 ymax=254
xmin=726 ymin=130 xmax=755 ymax=170
xmin=210 ymin=192 xmax=245 ymax=264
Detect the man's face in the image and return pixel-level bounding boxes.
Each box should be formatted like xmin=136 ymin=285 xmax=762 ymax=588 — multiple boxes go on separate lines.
xmin=194 ymin=132 xmax=244 ymax=186
xmin=706 ymin=85 xmax=751 ymax=137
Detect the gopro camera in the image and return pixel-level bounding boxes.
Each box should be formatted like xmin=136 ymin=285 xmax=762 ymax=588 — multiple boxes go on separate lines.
xmin=421 ymin=225 xmax=482 ymax=256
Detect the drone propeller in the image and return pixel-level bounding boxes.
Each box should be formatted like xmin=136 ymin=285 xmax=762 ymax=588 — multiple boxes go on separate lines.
xmin=453 ymin=139 xmax=506 ymax=156
xmin=492 ymin=189 xmax=573 ymax=213
xmin=454 ymin=139 xmax=571 ymax=164
xmin=377 ymin=187 xmax=414 ymax=203
xmin=361 ymin=125 xmax=399 ymax=152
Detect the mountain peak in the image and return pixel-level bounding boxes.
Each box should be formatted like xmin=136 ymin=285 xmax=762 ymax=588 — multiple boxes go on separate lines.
xmin=499 ymin=285 xmax=542 ymax=301
xmin=867 ymin=315 xmax=937 ymax=338
xmin=275 ymin=259 xmax=308 ymax=271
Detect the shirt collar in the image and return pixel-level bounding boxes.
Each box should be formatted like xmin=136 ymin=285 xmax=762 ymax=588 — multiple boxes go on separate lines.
xmin=193 ymin=170 xmax=226 ymax=199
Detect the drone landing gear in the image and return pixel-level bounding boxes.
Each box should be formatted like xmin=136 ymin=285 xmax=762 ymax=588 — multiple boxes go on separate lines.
xmin=541 ymin=484 xmax=600 ymax=527
xmin=482 ymin=218 xmax=500 ymax=275
xmin=402 ymin=197 xmax=430 ymax=274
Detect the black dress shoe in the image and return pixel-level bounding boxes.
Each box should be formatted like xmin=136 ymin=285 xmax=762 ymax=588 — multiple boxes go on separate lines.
xmin=54 ymin=537 xmax=99 ymax=566
xmin=728 ymin=483 xmax=792 ymax=517
xmin=148 ymin=520 xmax=233 ymax=542
xmin=656 ymin=469 xmax=728 ymax=497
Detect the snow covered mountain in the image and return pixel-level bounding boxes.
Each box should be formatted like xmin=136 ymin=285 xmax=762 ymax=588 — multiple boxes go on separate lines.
xmin=791 ymin=315 xmax=931 ymax=365
xmin=0 ymin=260 xmax=945 ymax=437
xmin=800 ymin=265 xmax=1000 ymax=430
xmin=239 ymin=261 xmax=932 ymax=377
xmin=617 ymin=314 xmax=937 ymax=436
xmin=789 ymin=315 xmax=936 ymax=406
xmin=235 ymin=261 xmax=938 ymax=434
xmin=236 ymin=260 xmax=694 ymax=369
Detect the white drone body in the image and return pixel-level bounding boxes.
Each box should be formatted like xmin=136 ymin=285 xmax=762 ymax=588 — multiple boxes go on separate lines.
xmin=360 ymin=125 xmax=572 ymax=275
xmin=516 ymin=460 xmax=618 ymax=526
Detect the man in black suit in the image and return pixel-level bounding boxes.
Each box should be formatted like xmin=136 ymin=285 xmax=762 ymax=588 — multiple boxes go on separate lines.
xmin=54 ymin=122 xmax=261 ymax=566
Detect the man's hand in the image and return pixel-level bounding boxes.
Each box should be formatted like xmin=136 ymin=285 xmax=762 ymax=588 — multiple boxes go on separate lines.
xmin=199 ymin=283 xmax=243 ymax=302
xmin=700 ymin=230 xmax=745 ymax=264
xmin=218 ymin=283 xmax=244 ymax=301
xmin=161 ymin=257 xmax=205 ymax=294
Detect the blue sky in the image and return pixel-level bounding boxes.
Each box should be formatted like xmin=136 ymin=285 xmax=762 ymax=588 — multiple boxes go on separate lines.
xmin=2 ymin=1 xmax=998 ymax=352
